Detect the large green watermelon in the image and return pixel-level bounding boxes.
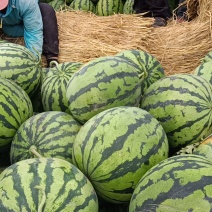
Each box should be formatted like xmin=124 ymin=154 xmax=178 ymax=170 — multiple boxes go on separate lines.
xmin=10 ymin=111 xmax=82 ymax=164
xmin=140 ymin=74 xmax=212 ymax=153
xmin=72 ymin=106 xmax=169 ymax=203
xmin=0 ymin=43 xmax=42 ymax=97
xmin=116 ymin=49 xmax=165 ymax=95
xmin=41 ymin=61 xmax=83 ymax=113
xmin=66 ymin=56 xmax=143 ymax=123
xmin=0 ymin=157 xmax=98 ymax=211
xmin=0 ymin=78 xmax=33 ymax=147
xmin=129 ymin=154 xmax=212 ymax=212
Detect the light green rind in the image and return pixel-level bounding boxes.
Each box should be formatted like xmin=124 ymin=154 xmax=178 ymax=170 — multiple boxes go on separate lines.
xmin=140 ymin=74 xmax=212 ymax=152
xmin=129 ymin=154 xmax=212 ymax=212
xmin=72 ymin=106 xmax=169 ymax=203
xmin=0 ymin=157 xmax=98 ymax=211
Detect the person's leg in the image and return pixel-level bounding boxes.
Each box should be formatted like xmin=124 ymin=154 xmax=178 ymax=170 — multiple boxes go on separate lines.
xmin=133 ymin=0 xmax=151 ymax=17
xmin=176 ymin=0 xmax=188 ymax=21
xmin=146 ymin=0 xmax=172 ymax=19
xmin=38 ymin=3 xmax=59 ymax=67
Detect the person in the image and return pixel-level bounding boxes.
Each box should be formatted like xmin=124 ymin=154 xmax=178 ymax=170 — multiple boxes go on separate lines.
xmin=176 ymin=0 xmax=188 ymax=22
xmin=0 ymin=0 xmax=59 ymax=67
xmin=133 ymin=0 xmax=172 ymax=27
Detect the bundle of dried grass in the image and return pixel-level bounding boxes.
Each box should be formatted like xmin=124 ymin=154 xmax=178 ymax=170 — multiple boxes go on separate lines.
xmin=186 ymin=0 xmax=212 ymax=21
xmin=56 ymin=10 xmax=154 ymax=63
xmin=149 ymin=20 xmax=212 ymax=75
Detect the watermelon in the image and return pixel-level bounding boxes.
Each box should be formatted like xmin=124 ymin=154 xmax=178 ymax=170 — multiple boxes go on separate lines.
xmin=140 ymin=74 xmax=212 ymax=153
xmin=72 ymin=106 xmax=169 ymax=203
xmin=41 ymin=61 xmax=83 ymax=113
xmin=48 ymin=0 xmax=66 ymax=11
xmin=96 ymin=0 xmax=123 ymax=16
xmin=192 ymin=135 xmax=212 ymax=161
xmin=66 ymin=56 xmax=143 ymax=123
xmin=116 ymin=49 xmax=165 ymax=95
xmin=201 ymin=50 xmax=212 ymax=63
xmin=0 ymin=43 xmax=42 ymax=97
xmin=193 ymin=61 xmax=212 ymax=85
xmin=123 ymin=0 xmax=135 ymax=14
xmin=129 ymin=154 xmax=212 ymax=212
xmin=0 ymin=77 xmax=33 ymax=147
xmin=0 ymin=157 xmax=98 ymax=211
xmin=10 ymin=111 xmax=82 ymax=164
xmin=70 ymin=0 xmax=96 ymax=13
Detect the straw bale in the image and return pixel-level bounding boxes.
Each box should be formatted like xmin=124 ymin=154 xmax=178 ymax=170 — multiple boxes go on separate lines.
xmin=149 ymin=19 xmax=212 ymax=75
xmin=56 ymin=10 xmax=154 ymax=63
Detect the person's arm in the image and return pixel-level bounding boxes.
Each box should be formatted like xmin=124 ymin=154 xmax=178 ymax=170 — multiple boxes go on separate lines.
xmin=21 ymin=0 xmax=43 ymax=58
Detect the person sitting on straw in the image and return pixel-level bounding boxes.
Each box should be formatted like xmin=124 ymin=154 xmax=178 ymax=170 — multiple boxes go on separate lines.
xmin=133 ymin=0 xmax=172 ymax=27
xmin=0 ymin=0 xmax=59 ymax=67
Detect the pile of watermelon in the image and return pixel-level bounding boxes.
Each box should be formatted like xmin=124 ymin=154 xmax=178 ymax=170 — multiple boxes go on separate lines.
xmin=40 ymin=0 xmax=135 ymax=15
xmin=0 ymin=40 xmax=212 ymax=211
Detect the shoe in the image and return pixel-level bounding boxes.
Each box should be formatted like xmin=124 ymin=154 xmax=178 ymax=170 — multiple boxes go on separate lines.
xmin=152 ymin=17 xmax=167 ymax=28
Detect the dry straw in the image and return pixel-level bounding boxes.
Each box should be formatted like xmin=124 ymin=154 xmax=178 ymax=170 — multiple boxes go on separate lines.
xmin=1 ymin=0 xmax=212 ymax=75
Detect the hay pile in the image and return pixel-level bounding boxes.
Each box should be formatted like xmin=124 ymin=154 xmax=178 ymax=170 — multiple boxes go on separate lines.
xmin=1 ymin=0 xmax=212 ymax=75
xmin=56 ymin=10 xmax=154 ymax=63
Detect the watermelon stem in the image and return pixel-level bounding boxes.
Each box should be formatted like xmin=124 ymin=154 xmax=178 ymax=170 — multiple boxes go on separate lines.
xmin=35 ymin=185 xmax=46 ymax=212
xmin=29 ymin=145 xmax=43 ymax=158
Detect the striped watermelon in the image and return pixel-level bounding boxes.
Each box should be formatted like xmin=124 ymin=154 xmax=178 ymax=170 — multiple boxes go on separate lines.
xmin=0 ymin=43 xmax=42 ymax=97
xmin=96 ymin=0 xmax=123 ymax=16
xmin=193 ymin=61 xmax=212 ymax=85
xmin=0 ymin=157 xmax=98 ymax=211
xmin=116 ymin=49 xmax=165 ymax=95
xmin=41 ymin=61 xmax=83 ymax=113
xmin=129 ymin=154 xmax=212 ymax=211
xmin=66 ymin=56 xmax=143 ymax=123
xmin=72 ymin=106 xmax=169 ymax=203
xmin=10 ymin=111 xmax=82 ymax=164
xmin=123 ymin=0 xmax=135 ymax=14
xmin=192 ymin=135 xmax=212 ymax=161
xmin=48 ymin=0 xmax=66 ymax=11
xmin=201 ymin=50 xmax=212 ymax=63
xmin=0 ymin=77 xmax=33 ymax=147
xmin=140 ymin=74 xmax=212 ymax=153
xmin=70 ymin=0 xmax=96 ymax=12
